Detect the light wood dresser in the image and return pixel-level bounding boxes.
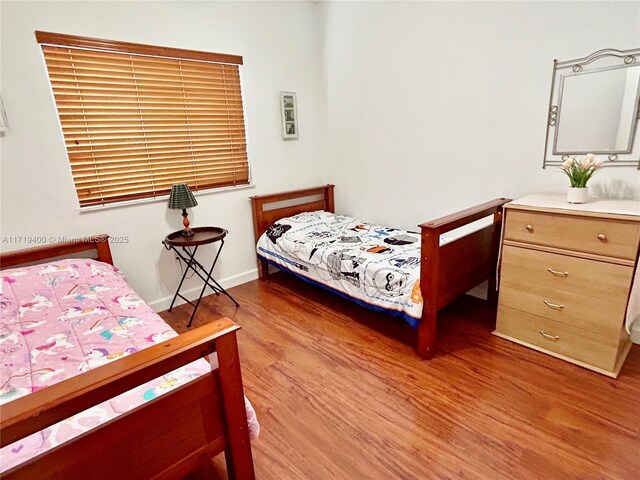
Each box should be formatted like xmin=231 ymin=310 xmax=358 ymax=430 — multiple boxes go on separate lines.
xmin=494 ymin=194 xmax=640 ymax=378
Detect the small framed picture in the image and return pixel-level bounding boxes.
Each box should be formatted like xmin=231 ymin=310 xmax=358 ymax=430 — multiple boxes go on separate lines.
xmin=280 ymin=92 xmax=298 ymax=140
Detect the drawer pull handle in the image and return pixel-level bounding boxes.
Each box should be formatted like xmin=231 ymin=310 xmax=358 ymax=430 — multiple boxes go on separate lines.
xmin=547 ymin=268 xmax=568 ymax=278
xmin=540 ymin=330 xmax=560 ymax=342
xmin=526 ymin=224 xmax=534 ymax=232
xmin=544 ymin=300 xmax=564 ymax=310
xmin=597 ymin=233 xmax=607 ymax=241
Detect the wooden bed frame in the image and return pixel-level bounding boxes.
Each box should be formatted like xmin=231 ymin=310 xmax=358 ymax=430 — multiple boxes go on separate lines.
xmin=0 ymin=235 xmax=255 ymax=479
xmin=250 ymin=185 xmax=511 ymax=359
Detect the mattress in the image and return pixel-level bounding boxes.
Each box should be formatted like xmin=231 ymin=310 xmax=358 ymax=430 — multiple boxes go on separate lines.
xmin=0 ymin=259 xmax=259 ymax=472
xmin=257 ymin=210 xmax=431 ymax=327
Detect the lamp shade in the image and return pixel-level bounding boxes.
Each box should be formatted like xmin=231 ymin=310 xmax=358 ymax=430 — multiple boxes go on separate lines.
xmin=168 ymin=184 xmax=198 ymax=209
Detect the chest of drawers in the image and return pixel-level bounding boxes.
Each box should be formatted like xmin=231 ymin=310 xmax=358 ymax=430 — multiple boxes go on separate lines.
xmin=494 ymin=194 xmax=640 ymax=378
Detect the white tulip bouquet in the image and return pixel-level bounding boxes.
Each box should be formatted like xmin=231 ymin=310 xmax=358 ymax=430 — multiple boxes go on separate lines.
xmin=560 ymin=154 xmax=602 ymax=188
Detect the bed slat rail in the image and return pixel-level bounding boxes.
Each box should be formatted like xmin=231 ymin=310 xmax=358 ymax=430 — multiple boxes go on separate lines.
xmin=0 ymin=318 xmax=239 ymax=447
xmin=418 ymin=198 xmax=510 ymax=233
xmin=250 ymin=184 xmax=334 ymax=207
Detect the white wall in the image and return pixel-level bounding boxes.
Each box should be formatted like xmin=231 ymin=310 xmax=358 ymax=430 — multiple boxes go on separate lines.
xmin=0 ymin=1 xmax=327 ymax=309
xmin=321 ymin=1 xmax=640 ymax=231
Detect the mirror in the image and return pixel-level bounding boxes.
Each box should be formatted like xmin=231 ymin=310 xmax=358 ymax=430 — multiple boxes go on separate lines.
xmin=543 ymin=48 xmax=640 ymax=169
xmin=556 ymin=66 xmax=640 ymax=153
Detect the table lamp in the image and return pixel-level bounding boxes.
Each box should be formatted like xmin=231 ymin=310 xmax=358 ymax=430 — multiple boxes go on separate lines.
xmin=168 ymin=183 xmax=198 ymax=237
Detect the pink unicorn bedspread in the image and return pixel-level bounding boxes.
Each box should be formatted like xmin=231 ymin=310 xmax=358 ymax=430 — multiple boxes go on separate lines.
xmin=0 ymin=259 xmax=259 ymax=472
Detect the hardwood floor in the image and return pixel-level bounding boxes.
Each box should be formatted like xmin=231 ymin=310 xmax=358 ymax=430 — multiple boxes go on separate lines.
xmin=160 ymin=274 xmax=640 ymax=480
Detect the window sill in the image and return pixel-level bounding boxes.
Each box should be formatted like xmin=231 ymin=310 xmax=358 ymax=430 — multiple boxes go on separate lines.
xmin=78 ymin=183 xmax=256 ymax=214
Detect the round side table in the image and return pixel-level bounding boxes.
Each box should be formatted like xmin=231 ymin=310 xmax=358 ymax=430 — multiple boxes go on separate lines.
xmin=163 ymin=226 xmax=239 ymax=327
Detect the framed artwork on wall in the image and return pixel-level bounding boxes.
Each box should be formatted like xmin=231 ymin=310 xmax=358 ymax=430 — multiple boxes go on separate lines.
xmin=280 ymin=92 xmax=298 ymax=140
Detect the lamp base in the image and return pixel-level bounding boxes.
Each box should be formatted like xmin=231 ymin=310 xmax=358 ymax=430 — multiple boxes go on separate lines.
xmin=180 ymin=209 xmax=195 ymax=236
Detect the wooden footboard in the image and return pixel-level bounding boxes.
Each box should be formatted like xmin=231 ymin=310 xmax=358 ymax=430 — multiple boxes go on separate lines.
xmin=1 ymin=318 xmax=254 ymax=480
xmin=418 ymin=198 xmax=511 ymax=358
xmin=249 ymin=185 xmax=510 ymax=360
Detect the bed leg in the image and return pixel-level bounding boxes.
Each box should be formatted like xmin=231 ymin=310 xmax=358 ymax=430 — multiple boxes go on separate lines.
xmin=418 ymin=225 xmax=440 ymax=360
xmin=257 ymin=259 xmax=270 ymax=280
xmin=417 ymin=308 xmax=437 ymax=359
xmin=215 ymin=331 xmax=255 ymax=480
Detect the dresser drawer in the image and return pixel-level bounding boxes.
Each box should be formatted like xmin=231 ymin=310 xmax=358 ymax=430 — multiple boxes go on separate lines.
xmin=498 ymin=245 xmax=633 ymax=336
xmin=504 ymin=209 xmax=640 ymax=260
xmin=495 ymin=306 xmax=620 ymax=372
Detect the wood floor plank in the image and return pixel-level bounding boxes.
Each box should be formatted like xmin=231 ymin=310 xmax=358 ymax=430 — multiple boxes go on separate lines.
xmin=160 ymin=273 xmax=640 ymax=480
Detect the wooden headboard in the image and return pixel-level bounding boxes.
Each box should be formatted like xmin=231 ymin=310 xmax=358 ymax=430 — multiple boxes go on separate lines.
xmin=249 ymin=184 xmax=335 ymax=244
xmin=0 ymin=234 xmax=114 ymax=269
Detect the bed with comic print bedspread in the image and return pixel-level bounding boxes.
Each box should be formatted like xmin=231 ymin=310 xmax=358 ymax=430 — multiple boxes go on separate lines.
xmin=256 ymin=210 xmax=450 ymax=328
xmin=0 ymin=258 xmax=259 ymax=472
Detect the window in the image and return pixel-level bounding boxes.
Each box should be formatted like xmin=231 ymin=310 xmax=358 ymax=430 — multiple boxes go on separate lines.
xmin=37 ymin=31 xmax=249 ymax=208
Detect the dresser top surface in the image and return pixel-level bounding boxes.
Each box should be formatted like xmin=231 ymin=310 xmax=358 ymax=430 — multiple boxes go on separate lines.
xmin=508 ymin=194 xmax=640 ymax=219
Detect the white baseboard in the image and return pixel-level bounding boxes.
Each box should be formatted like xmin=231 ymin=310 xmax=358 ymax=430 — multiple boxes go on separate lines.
xmin=148 ymin=268 xmax=258 ymax=312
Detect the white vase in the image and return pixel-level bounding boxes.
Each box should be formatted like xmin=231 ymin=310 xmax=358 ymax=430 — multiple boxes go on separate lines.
xmin=567 ymin=187 xmax=589 ymax=204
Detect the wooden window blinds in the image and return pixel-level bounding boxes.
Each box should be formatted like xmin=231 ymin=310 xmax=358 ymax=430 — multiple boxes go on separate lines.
xmin=36 ymin=32 xmax=249 ymax=207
